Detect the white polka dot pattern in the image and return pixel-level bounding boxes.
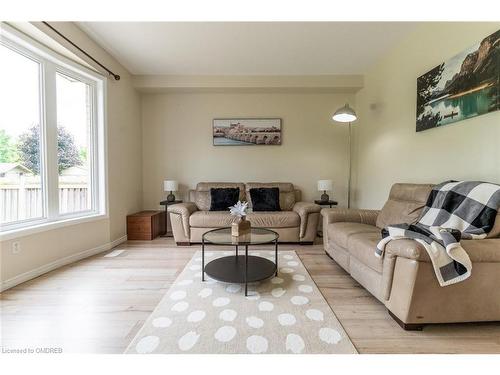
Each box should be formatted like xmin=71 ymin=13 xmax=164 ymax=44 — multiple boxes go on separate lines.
xmin=187 ymin=310 xmax=206 ymax=323
xmin=135 ymin=335 xmax=160 ymax=354
xmin=152 ymin=317 xmax=172 ymax=328
xmin=286 ymin=334 xmax=305 ymax=354
xmin=171 ymin=301 xmax=189 ymax=312
xmin=169 ymin=291 xmax=186 ymax=300
xmin=226 ymin=284 xmax=242 ymax=293
xmin=198 ymin=288 xmax=212 ymax=298
xmin=278 ymin=313 xmax=296 ymax=326
xmin=246 ymin=316 xmax=264 ymax=329
xmin=292 ymin=274 xmax=305 ymax=281
xmin=306 ymin=309 xmax=324 ymax=321
xmin=258 ymin=301 xmax=274 ymax=312
xmin=126 ymin=250 xmax=356 ymax=354
xmin=270 ymin=277 xmax=284 ymax=284
xmin=246 ymin=335 xmax=268 ymax=354
xmin=212 ymin=297 xmax=230 ymax=307
xmin=298 ymin=285 xmax=313 ymax=293
xmin=319 ymin=328 xmax=342 ymax=344
xmin=290 ymin=296 xmax=309 ymax=305
xmin=219 ymin=309 xmax=238 ymax=322
xmin=214 ymin=326 xmax=237 ymax=343
xmin=271 ymin=287 xmax=286 ymax=298
xmin=178 ymin=331 xmax=200 ymax=351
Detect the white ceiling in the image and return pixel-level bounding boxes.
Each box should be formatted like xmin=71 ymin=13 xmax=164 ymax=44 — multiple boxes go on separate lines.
xmin=78 ymin=22 xmax=417 ymax=75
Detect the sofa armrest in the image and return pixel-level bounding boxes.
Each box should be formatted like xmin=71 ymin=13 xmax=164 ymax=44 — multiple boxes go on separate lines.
xmin=384 ymin=239 xmax=429 ymax=262
xmin=168 ymin=202 xmax=198 ymax=239
xmin=293 ymin=202 xmax=321 ymax=240
xmin=384 ymin=238 xmax=500 ymax=263
xmin=321 ymin=207 xmax=380 ymax=226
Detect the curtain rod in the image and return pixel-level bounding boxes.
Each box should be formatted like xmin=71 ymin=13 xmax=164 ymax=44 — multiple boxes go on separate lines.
xmin=42 ymin=21 xmax=120 ymax=81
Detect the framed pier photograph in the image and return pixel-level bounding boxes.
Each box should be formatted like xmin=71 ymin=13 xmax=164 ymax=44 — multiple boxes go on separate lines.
xmin=212 ymin=118 xmax=282 ymax=146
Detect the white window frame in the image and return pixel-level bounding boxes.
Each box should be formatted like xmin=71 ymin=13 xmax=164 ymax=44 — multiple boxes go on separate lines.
xmin=0 ymin=24 xmax=108 ymax=240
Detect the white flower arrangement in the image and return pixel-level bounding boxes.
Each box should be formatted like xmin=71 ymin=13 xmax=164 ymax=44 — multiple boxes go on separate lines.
xmin=229 ymin=200 xmax=248 ymax=218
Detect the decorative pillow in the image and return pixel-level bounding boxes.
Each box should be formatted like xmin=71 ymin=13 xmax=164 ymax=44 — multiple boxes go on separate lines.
xmin=209 ymin=188 xmax=240 ymax=211
xmin=249 ymin=187 xmax=281 ymax=211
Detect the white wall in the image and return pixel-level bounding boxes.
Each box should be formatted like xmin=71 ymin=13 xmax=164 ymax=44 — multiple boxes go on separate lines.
xmin=353 ymin=22 xmax=500 ymax=209
xmin=141 ymin=92 xmax=355 ymax=208
xmin=0 ymin=22 xmax=143 ymax=288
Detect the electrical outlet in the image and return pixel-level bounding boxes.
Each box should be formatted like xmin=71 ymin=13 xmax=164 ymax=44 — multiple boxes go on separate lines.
xmin=12 ymin=241 xmax=21 ymax=254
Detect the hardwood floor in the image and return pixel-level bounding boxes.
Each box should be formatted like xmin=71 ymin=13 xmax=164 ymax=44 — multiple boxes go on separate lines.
xmin=1 ymin=238 xmax=499 ymax=354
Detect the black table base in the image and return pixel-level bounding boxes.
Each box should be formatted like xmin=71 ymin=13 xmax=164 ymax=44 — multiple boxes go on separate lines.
xmin=202 ymin=240 xmax=278 ymax=296
xmin=205 ymin=255 xmax=277 ymax=284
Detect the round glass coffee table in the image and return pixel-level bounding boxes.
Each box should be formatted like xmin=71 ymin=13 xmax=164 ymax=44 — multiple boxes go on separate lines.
xmin=202 ymin=227 xmax=279 ymax=296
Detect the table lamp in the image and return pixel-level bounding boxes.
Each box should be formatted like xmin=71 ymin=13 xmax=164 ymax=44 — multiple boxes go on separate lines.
xmin=164 ymin=180 xmax=178 ymax=202
xmin=317 ymin=180 xmax=333 ymax=202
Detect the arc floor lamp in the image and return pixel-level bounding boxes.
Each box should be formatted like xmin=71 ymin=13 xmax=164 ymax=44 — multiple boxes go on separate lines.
xmin=332 ymin=103 xmax=357 ymax=208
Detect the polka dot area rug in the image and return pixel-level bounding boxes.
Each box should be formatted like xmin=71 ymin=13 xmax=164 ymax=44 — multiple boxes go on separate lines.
xmin=125 ymin=250 xmax=357 ymax=354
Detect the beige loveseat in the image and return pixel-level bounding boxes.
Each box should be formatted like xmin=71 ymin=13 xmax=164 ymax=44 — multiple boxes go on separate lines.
xmin=322 ymin=183 xmax=500 ymax=330
xmin=168 ymin=182 xmax=321 ymax=245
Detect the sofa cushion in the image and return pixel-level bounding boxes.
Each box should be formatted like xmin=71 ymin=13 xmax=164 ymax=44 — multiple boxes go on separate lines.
xmin=247 ymin=211 xmax=300 ymax=228
xmin=209 ymin=188 xmax=240 ymax=211
xmin=246 ymin=182 xmax=296 ymax=211
xmin=347 ymin=232 xmax=384 ymax=273
xmin=189 ymin=211 xmax=300 ymax=228
xmin=327 ymin=222 xmax=380 ymax=249
xmin=461 ymin=239 xmax=500 ymax=262
xmin=194 ymin=182 xmax=245 ymax=211
xmin=189 ymin=211 xmax=235 ymax=227
xmin=376 ymin=183 xmax=434 ymax=229
xmin=250 ymin=187 xmax=281 ymax=211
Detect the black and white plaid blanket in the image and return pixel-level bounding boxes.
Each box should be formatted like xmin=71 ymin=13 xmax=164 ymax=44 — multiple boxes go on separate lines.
xmin=375 ymin=181 xmax=500 ymax=286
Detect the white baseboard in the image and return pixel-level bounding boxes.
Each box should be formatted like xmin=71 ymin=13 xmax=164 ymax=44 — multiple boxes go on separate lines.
xmin=109 ymin=235 xmax=128 ymax=249
xmin=0 ymin=235 xmax=128 ymax=292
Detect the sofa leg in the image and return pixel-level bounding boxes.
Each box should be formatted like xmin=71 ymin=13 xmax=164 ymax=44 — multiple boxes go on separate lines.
xmin=388 ymin=310 xmax=424 ymax=331
xmin=176 ymin=242 xmax=191 ymax=246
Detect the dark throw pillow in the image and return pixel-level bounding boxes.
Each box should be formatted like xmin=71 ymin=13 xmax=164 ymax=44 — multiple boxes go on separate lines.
xmin=250 ymin=187 xmax=281 ymax=211
xmin=209 ymin=188 xmax=240 ymax=211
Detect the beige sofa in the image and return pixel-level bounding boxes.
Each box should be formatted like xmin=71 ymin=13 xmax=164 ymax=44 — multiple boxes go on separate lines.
xmin=322 ymin=183 xmax=500 ymax=330
xmin=168 ymin=182 xmax=321 ymax=245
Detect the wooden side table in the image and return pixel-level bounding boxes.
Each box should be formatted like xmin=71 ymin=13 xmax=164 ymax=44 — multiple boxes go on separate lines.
xmin=160 ymin=200 xmax=183 ymax=237
xmin=314 ymin=200 xmax=338 ymax=237
xmin=127 ymin=211 xmax=165 ymax=240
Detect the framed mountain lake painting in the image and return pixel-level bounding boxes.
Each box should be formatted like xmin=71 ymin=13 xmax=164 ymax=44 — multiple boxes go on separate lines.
xmin=416 ymin=29 xmax=499 ymax=132
xmin=213 ymin=118 xmax=282 ymax=146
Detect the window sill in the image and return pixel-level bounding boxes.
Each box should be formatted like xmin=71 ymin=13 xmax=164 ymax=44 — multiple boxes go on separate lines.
xmin=0 ymin=213 xmax=109 ymax=241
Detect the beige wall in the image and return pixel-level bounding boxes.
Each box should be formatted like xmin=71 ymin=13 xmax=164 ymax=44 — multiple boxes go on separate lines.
xmin=353 ymin=22 xmax=500 ymax=209
xmin=0 ymin=22 xmax=142 ymax=287
xmin=142 ymin=92 xmax=355 ymax=208
xmin=1 ymin=220 xmax=109 ymax=282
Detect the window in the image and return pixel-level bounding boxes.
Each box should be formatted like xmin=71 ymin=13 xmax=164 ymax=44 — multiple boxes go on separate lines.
xmin=0 ymin=26 xmax=106 ymax=234
xmin=56 ymin=72 xmax=93 ymax=214
xmin=0 ymin=43 xmax=43 ymax=224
